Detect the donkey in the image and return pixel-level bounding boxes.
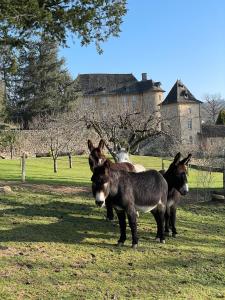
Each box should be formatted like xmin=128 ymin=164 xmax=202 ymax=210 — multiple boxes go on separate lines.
xmin=91 ymin=160 xmax=168 ymax=248
xmin=88 ymin=139 xmax=135 ymax=221
xmin=163 ymin=153 xmax=191 ymax=237
xmin=115 ymin=146 xmax=146 ymax=172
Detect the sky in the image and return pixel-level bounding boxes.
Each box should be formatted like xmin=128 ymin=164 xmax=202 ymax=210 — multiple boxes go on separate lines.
xmin=59 ymin=0 xmax=225 ymax=101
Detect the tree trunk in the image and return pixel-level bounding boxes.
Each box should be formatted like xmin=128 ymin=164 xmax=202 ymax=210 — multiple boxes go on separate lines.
xmin=68 ymin=153 xmax=72 ymax=168
xmin=10 ymin=144 xmax=13 ymax=160
xmin=53 ymin=158 xmax=58 ymax=173
xmin=21 ymin=153 xmax=26 ymax=182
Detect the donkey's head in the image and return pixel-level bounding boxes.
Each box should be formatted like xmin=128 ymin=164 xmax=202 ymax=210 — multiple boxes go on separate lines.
xmin=116 ymin=146 xmax=130 ymax=163
xmin=91 ymin=160 xmax=111 ymax=207
xmin=165 ymin=153 xmax=192 ymax=195
xmin=88 ymin=139 xmax=106 ymax=172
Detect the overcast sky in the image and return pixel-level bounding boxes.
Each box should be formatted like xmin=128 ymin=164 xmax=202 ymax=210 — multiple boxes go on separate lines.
xmin=59 ymin=0 xmax=225 ymax=101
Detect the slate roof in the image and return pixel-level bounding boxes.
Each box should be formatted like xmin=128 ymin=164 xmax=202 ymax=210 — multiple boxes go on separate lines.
xmin=161 ymin=80 xmax=202 ymax=105
xmin=76 ymin=73 xmax=137 ymax=96
xmin=112 ymin=80 xmax=164 ymax=95
xmin=200 ymin=125 xmax=225 ymax=138
xmin=75 ymin=73 xmax=164 ymax=96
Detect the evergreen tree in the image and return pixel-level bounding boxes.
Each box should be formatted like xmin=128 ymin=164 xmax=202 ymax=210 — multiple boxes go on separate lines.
xmin=216 ymin=109 xmax=225 ymax=125
xmin=0 ymin=45 xmax=19 ymax=121
xmin=10 ymin=38 xmax=75 ymax=128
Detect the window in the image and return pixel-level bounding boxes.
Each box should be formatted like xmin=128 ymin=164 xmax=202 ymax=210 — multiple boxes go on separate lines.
xmin=188 ymin=107 xmax=192 ymax=114
xmin=132 ymin=95 xmax=136 ymax=107
xmin=184 ymin=92 xmax=188 ymax=99
xmin=101 ymin=97 xmax=107 ymax=105
xmin=189 ymin=136 xmax=193 ymax=144
xmin=188 ymin=119 xmax=192 ymax=129
xmin=122 ymin=96 xmax=127 ymax=106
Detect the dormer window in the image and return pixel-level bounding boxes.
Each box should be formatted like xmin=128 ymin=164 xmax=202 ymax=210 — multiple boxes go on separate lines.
xmin=180 ymin=90 xmax=189 ymax=99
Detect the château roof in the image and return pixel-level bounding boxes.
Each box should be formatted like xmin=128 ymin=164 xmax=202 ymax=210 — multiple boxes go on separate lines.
xmin=161 ymin=80 xmax=202 ymax=105
xmin=113 ymin=80 xmax=164 ymax=95
xmin=201 ymin=124 xmax=225 ymax=138
xmin=75 ymin=73 xmax=164 ymax=96
xmin=76 ymin=73 xmax=137 ymax=96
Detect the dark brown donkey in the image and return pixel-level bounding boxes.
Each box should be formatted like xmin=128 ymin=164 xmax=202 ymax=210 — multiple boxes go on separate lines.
xmin=88 ymin=139 xmax=135 ymax=220
xmin=163 ymin=153 xmax=191 ymax=237
xmin=91 ymin=160 xmax=168 ymax=247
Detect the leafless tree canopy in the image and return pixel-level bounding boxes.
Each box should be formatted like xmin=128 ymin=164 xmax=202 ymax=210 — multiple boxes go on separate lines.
xmin=30 ymin=109 xmax=87 ymax=172
xmin=202 ymin=94 xmax=225 ymax=124
xmin=82 ymin=103 xmax=172 ymax=157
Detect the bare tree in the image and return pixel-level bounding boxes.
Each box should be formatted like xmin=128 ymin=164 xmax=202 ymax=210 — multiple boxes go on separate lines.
xmin=83 ymin=103 xmax=171 ymax=159
xmin=31 ymin=110 xmax=84 ymax=173
xmin=202 ymin=94 xmax=225 ymax=124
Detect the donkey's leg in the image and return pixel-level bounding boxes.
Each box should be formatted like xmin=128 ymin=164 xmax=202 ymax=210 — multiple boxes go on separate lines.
xmin=127 ymin=208 xmax=138 ymax=248
xmin=170 ymin=206 xmax=178 ymax=237
xmin=164 ymin=206 xmax=170 ymax=236
xmin=158 ymin=208 xmax=166 ymax=243
xmin=151 ymin=209 xmax=160 ymax=240
xmin=116 ymin=210 xmax=126 ymax=246
xmin=105 ymin=197 xmax=114 ymax=221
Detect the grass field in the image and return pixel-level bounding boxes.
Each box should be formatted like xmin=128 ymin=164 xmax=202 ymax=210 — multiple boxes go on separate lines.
xmin=0 ymin=156 xmax=224 ymax=299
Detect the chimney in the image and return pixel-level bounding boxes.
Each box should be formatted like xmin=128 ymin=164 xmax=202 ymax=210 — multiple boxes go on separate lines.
xmin=142 ymin=73 xmax=147 ymax=81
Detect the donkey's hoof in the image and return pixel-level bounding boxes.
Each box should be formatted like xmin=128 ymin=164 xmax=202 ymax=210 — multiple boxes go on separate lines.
xmin=172 ymin=233 xmax=177 ymax=238
xmin=132 ymin=244 xmax=138 ymax=250
xmin=155 ymin=237 xmax=160 ymax=242
xmin=160 ymin=239 xmax=166 ymax=244
xmin=164 ymin=231 xmax=171 ymax=237
xmin=106 ymin=217 xmax=114 ymax=222
xmin=117 ymin=242 xmax=124 ymax=247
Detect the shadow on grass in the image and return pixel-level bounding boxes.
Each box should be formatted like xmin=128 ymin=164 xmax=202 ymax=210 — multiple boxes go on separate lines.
xmin=0 ymin=187 xmax=224 ymax=250
xmin=0 ymin=198 xmax=116 ymax=245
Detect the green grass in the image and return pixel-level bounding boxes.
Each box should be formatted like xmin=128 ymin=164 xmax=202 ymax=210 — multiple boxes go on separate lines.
xmin=0 ymin=155 xmax=223 ymax=188
xmin=0 ymin=156 xmax=92 ymax=186
xmin=0 ymin=156 xmax=224 ymax=299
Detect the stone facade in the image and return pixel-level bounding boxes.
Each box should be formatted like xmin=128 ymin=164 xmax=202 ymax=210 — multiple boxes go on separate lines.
xmin=75 ymin=74 xmax=224 ymax=153
xmin=75 ymin=73 xmax=164 ymax=116
xmin=198 ymin=125 xmax=225 ymax=155
xmin=161 ymin=80 xmax=202 ymax=145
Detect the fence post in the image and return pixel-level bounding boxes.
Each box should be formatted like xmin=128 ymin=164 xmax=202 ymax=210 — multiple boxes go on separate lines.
xmin=21 ymin=153 xmax=26 ymax=183
xmin=68 ymin=152 xmax=72 ymax=169
xmin=223 ymin=168 xmax=225 ymax=195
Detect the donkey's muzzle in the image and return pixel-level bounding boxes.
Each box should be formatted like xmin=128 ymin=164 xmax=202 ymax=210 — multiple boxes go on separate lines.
xmin=95 ymin=200 xmax=104 ymax=207
xmin=179 ymin=188 xmax=188 ymax=196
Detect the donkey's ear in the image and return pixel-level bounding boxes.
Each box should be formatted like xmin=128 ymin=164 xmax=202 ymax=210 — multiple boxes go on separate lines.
xmin=181 ymin=154 xmax=192 ymax=165
xmin=103 ymin=160 xmax=111 ymax=170
xmin=98 ymin=139 xmax=105 ymax=151
xmin=117 ymin=144 xmax=121 ymax=152
xmin=173 ymin=152 xmax=181 ymax=165
xmin=88 ymin=139 xmax=94 ymax=152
